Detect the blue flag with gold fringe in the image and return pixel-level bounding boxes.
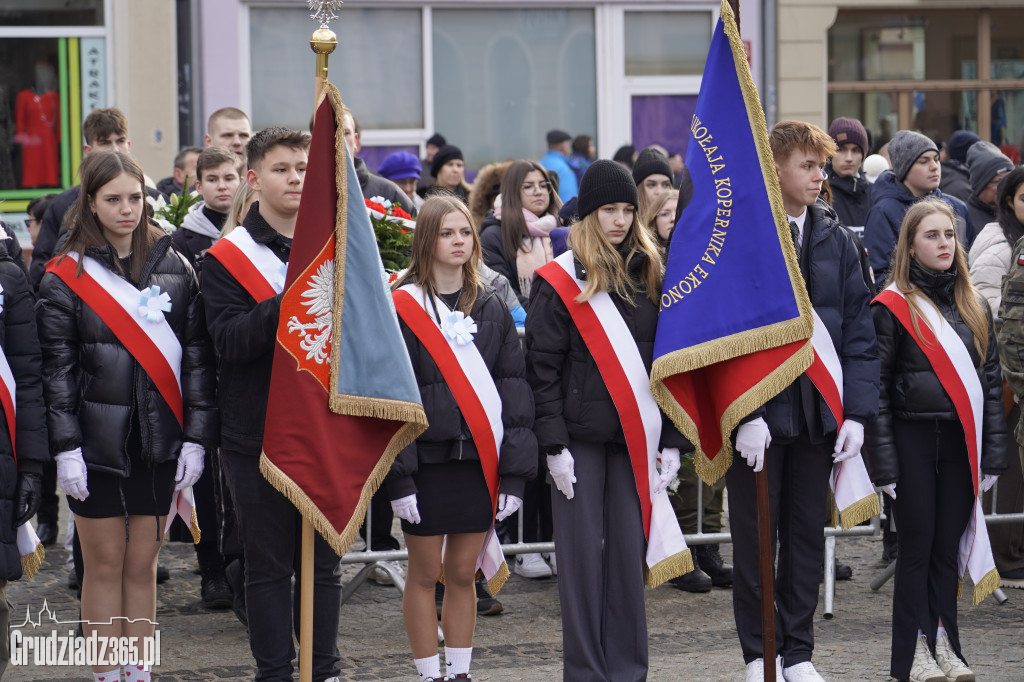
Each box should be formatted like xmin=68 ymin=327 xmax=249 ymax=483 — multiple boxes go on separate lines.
xmin=650 ymin=0 xmax=813 ymax=485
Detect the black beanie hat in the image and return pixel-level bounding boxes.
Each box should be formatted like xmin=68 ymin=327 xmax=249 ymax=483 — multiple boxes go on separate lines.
xmin=430 ymin=144 xmax=463 ymax=178
xmin=632 ymin=147 xmax=674 ymax=186
xmin=577 ymin=159 xmax=639 ymax=219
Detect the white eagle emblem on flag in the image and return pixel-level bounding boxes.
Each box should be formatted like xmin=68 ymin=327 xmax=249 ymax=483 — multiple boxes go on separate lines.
xmin=286 ymin=260 xmax=334 ymax=365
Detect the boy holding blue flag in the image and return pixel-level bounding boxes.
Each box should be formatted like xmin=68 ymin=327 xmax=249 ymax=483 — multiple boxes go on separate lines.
xmin=729 ymin=121 xmax=878 ymax=682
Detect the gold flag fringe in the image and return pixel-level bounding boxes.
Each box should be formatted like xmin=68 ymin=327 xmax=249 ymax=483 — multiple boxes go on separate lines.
xmin=260 ymin=416 xmax=422 ymax=558
xmin=189 ymin=506 xmax=202 ymax=544
xmin=971 ymin=568 xmax=1000 ymax=606
xmin=645 ymin=549 xmax=694 ymax=588
xmin=487 ymin=561 xmax=510 ymax=596
xmin=650 ymin=1 xmax=814 ymax=486
xmin=836 ymin=494 xmax=880 ymax=532
xmin=21 ymin=543 xmax=44 ymax=580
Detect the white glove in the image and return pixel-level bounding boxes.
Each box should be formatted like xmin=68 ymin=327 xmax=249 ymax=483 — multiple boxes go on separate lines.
xmin=880 ymin=484 xmax=896 ymax=500
xmin=653 ymin=448 xmax=680 ymax=495
xmin=547 ymin=448 xmax=576 ymax=500
xmin=833 ymin=420 xmax=865 ymax=462
xmin=981 ymin=474 xmax=999 ymax=493
xmin=391 ymin=494 xmax=421 ymax=524
xmin=175 ymin=442 xmax=205 ymax=491
xmin=495 ymin=493 xmax=522 ymax=522
xmin=56 ymin=448 xmax=89 ymax=501
xmin=736 ymin=417 xmax=771 ymax=472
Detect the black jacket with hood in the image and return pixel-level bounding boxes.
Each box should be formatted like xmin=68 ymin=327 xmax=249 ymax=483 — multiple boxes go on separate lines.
xmin=865 ymin=262 xmax=1008 ymax=486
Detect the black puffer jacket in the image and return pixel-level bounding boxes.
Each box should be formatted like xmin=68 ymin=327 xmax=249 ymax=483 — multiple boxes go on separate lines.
xmin=202 ymin=203 xmax=288 ymax=456
xmin=0 ymin=234 xmax=48 ymax=580
xmin=526 ymin=249 xmax=691 ymax=453
xmin=387 ymin=286 xmax=537 ymax=501
xmin=37 ymin=237 xmax=218 ymax=476
xmin=865 ymin=262 xmax=1009 ymax=486
xmin=750 ymin=199 xmax=879 ymax=441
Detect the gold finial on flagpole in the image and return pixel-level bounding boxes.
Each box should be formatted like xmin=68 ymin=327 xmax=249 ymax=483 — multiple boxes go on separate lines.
xmin=309 ymin=1 xmax=341 ymax=104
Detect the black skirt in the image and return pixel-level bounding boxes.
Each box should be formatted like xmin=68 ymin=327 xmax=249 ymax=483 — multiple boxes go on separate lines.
xmin=402 ymin=459 xmax=494 ymax=536
xmin=68 ymin=446 xmax=177 ymax=520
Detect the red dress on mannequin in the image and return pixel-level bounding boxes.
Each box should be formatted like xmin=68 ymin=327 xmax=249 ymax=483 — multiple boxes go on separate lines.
xmin=15 ymin=89 xmax=60 ymax=188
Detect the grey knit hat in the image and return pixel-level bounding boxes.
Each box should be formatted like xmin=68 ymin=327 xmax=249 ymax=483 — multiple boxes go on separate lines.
xmin=888 ymin=130 xmax=939 ymax=182
xmin=967 ymin=141 xmax=1014 ymax=197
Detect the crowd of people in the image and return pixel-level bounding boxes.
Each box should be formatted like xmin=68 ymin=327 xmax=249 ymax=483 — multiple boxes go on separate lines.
xmin=0 ymin=100 xmax=1022 ymax=682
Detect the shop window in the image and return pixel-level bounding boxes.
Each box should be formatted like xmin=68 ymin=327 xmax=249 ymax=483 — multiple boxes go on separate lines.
xmin=432 ymin=8 xmax=596 ymax=169
xmin=624 ymin=11 xmax=712 ymax=77
xmin=828 ymin=11 xmax=978 ymax=83
xmin=249 ymin=7 xmax=423 ymax=132
xmin=827 ymin=92 xmax=903 ymax=154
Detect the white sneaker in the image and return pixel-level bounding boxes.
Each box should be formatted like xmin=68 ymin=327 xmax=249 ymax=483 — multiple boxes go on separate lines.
xmin=370 ymin=560 xmax=405 ymax=585
xmin=745 ymin=655 xmax=784 ymax=682
xmin=514 ymin=552 xmax=553 ymax=579
xmin=910 ymin=635 xmax=948 ymax=682
xmin=782 ymin=661 xmax=825 ymax=681
xmin=543 ymin=552 xmax=557 ymax=576
xmin=933 ymin=632 xmax=975 ymax=682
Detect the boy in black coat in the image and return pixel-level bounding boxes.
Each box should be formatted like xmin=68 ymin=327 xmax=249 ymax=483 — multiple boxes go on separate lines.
xmin=728 ymin=121 xmax=878 ymax=682
xmin=203 ymin=128 xmax=343 ymax=682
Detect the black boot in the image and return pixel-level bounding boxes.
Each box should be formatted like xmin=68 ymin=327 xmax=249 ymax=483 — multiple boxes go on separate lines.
xmin=695 ymin=544 xmax=733 ymax=587
xmin=201 ymin=569 xmax=233 ymax=610
xmin=669 ymin=567 xmax=712 ymax=593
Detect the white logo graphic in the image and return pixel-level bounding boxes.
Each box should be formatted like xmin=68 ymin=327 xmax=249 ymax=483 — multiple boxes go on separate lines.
xmin=10 ymin=600 xmax=160 ymax=668
xmin=287 ymin=259 xmax=335 ymax=365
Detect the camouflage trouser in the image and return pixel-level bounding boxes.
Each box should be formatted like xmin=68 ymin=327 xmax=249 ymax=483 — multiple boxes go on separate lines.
xmin=670 ymin=468 xmax=726 ymax=535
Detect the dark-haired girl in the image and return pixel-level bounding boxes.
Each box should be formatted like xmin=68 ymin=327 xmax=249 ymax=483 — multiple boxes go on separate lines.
xmin=37 ymin=151 xmax=216 ymax=682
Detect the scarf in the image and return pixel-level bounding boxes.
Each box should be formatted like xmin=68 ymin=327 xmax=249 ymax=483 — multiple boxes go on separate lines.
xmin=495 ymin=206 xmax=556 ymax=298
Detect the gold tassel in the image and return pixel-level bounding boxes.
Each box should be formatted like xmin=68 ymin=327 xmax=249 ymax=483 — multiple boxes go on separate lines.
xmin=644 ymin=549 xmax=694 ymax=588
xmin=189 ymin=506 xmax=202 ymax=544
xmin=21 ymin=543 xmax=45 ymax=580
xmin=971 ymin=568 xmax=1000 ymax=606
xmin=836 ymin=494 xmax=881 ymax=531
xmin=956 ymin=576 xmax=963 ymax=600
xmin=487 ymin=561 xmax=510 ymax=597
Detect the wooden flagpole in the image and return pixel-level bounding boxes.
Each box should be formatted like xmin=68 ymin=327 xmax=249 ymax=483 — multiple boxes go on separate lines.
xmin=722 ymin=3 xmax=776 ymax=680
xmin=300 ymin=11 xmax=338 ymax=682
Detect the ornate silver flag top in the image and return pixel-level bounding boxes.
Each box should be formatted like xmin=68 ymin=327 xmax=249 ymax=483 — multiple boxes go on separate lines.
xmin=308 ymin=0 xmax=343 ymax=28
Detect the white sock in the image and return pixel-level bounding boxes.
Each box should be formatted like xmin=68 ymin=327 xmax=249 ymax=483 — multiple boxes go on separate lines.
xmin=415 ymin=654 xmax=441 ymax=681
xmin=937 ymin=625 xmax=947 ymax=639
xmin=123 ymin=664 xmax=151 ymax=681
xmin=445 ymin=646 xmax=472 ymax=676
xmin=93 ymin=670 xmax=119 ymax=682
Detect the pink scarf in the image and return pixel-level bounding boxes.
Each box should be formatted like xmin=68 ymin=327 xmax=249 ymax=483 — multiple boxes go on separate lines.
xmin=495 ymin=207 xmax=556 ymax=298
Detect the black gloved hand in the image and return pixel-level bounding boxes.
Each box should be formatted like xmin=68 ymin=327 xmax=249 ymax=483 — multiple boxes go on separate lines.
xmin=15 ymin=471 xmax=42 ymax=527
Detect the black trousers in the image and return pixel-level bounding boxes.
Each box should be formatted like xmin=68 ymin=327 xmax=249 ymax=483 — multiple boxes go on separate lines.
xmin=551 ymin=440 xmax=647 ymax=682
xmin=726 ymin=430 xmax=833 ymax=666
xmin=890 ymin=419 xmax=975 ymax=679
xmin=220 ymin=450 xmax=342 ymax=682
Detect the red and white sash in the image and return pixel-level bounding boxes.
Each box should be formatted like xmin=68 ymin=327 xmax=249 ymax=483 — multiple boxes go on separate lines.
xmin=46 ymin=253 xmax=183 ymax=427
xmin=0 ymin=342 xmax=15 ymax=462
xmin=875 ymin=285 xmax=999 ymax=604
xmin=205 ymin=227 xmax=286 ymax=302
xmin=804 ymin=308 xmax=880 ymax=529
xmin=0 ymin=318 xmax=45 ymax=578
xmin=392 ymin=283 xmax=509 ymax=593
xmin=535 ymin=251 xmax=690 ymax=586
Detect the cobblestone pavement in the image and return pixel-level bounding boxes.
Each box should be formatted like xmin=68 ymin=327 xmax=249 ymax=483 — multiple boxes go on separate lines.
xmin=6 ymin=506 xmax=1024 ymax=681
